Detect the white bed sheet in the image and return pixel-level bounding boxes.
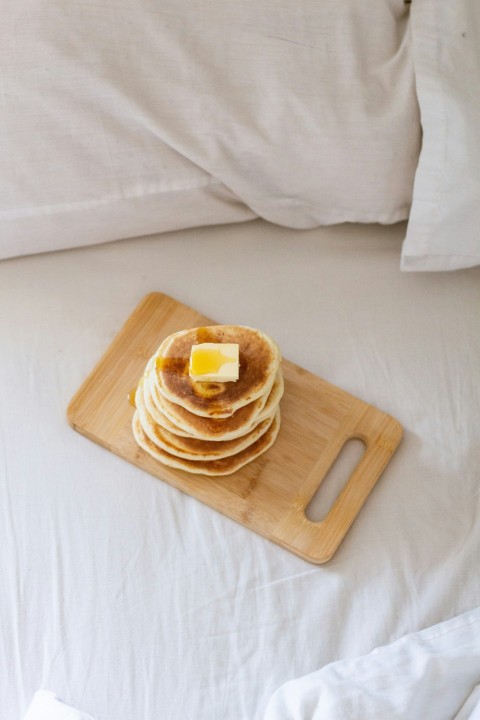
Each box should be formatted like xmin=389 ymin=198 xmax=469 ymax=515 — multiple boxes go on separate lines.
xmin=1 ymin=219 xmax=479 ymax=720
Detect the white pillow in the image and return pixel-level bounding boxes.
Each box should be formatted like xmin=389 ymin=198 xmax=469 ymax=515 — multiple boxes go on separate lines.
xmin=401 ymin=0 xmax=480 ymax=271
xmin=0 ymin=1 xmax=255 ymax=260
xmin=0 ymin=1 xmax=420 ymax=260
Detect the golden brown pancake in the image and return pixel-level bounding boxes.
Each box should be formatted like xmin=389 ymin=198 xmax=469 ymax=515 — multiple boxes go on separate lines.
xmin=131 ymin=325 xmax=283 ymax=475
xmin=153 ymin=326 xmax=281 ymax=418
xmin=135 ymin=386 xmax=276 ymax=460
xmin=132 ymin=409 xmax=281 ymax=476
xmin=146 ymin=365 xmax=283 ymax=441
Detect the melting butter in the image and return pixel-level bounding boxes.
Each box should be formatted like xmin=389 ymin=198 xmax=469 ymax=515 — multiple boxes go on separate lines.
xmin=189 ymin=343 xmax=239 ymax=382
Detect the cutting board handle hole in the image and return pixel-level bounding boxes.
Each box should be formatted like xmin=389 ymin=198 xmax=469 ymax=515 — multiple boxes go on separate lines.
xmin=305 ymin=439 xmax=366 ymax=522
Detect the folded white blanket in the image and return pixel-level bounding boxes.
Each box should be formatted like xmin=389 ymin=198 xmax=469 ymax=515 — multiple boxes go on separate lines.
xmin=263 ymin=607 xmax=480 ymax=720
xmin=23 ymin=691 xmax=95 ymax=720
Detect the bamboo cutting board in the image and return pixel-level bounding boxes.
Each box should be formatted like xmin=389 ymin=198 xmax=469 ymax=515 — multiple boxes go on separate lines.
xmin=67 ymin=292 xmax=403 ymax=563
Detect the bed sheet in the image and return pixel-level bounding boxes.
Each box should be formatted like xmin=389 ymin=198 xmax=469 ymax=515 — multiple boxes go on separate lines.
xmin=1 ymin=219 xmax=479 ymax=720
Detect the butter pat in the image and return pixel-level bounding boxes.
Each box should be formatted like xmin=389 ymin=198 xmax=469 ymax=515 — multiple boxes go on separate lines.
xmin=189 ymin=343 xmax=239 ymax=382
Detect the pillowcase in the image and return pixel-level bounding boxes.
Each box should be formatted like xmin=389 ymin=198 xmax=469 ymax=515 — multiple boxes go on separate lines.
xmin=401 ymin=0 xmax=480 ymax=271
xmin=0 ymin=0 xmax=420 ymax=260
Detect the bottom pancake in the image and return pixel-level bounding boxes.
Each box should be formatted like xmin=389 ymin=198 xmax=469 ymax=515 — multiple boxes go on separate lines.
xmin=132 ymin=410 xmax=280 ymax=476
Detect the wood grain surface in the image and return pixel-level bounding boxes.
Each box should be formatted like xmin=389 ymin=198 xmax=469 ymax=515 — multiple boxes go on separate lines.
xmin=67 ymin=292 xmax=403 ymax=563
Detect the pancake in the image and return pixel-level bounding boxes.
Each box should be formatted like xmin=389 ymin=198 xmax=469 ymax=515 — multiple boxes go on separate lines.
xmin=146 ymin=366 xmax=284 ymax=441
xmin=131 ymin=325 xmax=283 ymax=475
xmin=135 ymin=386 xmax=276 ymax=461
xmin=153 ymin=326 xmax=281 ymax=418
xmin=132 ymin=409 xmax=281 ymax=476
xmin=142 ymin=381 xmax=196 ymax=438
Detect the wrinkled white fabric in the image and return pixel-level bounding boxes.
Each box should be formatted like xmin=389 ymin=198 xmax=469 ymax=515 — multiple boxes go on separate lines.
xmin=263 ymin=607 xmax=480 ymax=720
xmin=454 ymin=685 xmax=480 ymax=720
xmin=402 ymin=0 xmax=480 ymax=271
xmin=3 ymin=0 xmax=480 ymax=272
xmin=1 ymin=220 xmax=480 ymax=720
xmin=23 ymin=691 xmax=95 ymax=720
xmin=0 ymin=0 xmax=419 ymax=260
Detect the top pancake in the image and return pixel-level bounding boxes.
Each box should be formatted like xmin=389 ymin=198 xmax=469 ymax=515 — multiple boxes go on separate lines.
xmin=153 ymin=326 xmax=281 ymax=418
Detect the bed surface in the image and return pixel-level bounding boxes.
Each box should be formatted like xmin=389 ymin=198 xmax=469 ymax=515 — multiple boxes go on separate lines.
xmin=1 ymin=219 xmax=479 ymax=719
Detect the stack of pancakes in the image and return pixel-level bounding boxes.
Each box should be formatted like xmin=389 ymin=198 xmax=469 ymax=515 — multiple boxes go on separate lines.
xmin=132 ymin=325 xmax=283 ymax=476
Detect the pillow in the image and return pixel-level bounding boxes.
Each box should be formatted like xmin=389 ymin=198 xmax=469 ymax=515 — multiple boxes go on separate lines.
xmin=0 ymin=1 xmax=255 ymax=260
xmin=0 ymin=0 xmax=420 ymax=260
xmin=401 ymin=0 xmax=480 ymax=271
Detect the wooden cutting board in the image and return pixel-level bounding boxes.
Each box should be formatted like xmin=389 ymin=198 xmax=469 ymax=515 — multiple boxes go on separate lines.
xmin=67 ymin=292 xmax=403 ymax=563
